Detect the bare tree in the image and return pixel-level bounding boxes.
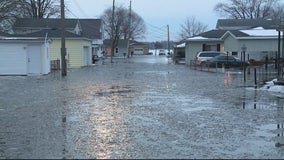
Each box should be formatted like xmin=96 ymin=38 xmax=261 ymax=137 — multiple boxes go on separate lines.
xmin=101 ymin=6 xmax=123 ymax=54
xmin=0 ymin=0 xmax=61 ymax=32
xmin=179 ymin=16 xmax=208 ymax=40
xmin=121 ymin=10 xmax=146 ymax=40
xmin=0 ymin=0 xmax=22 ymax=32
xmin=270 ymin=3 xmax=284 ymax=20
xmin=101 ymin=5 xmax=146 ymax=41
xmin=19 ymin=0 xmax=61 ymax=18
xmin=214 ymin=0 xmax=281 ymax=19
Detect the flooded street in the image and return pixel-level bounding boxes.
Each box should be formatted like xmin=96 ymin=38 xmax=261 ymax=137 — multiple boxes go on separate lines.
xmin=1 ymin=55 xmax=284 ymax=159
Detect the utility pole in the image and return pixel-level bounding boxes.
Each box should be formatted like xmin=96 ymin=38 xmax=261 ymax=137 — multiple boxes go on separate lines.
xmin=110 ymin=0 xmax=115 ymax=63
xmin=127 ymin=0 xmax=132 ymax=58
xmin=61 ymin=0 xmax=67 ymax=76
xmin=167 ymin=24 xmax=170 ymax=55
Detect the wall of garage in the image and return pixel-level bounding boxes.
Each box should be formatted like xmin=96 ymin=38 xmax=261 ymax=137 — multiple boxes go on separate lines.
xmin=0 ymin=41 xmax=50 ymax=75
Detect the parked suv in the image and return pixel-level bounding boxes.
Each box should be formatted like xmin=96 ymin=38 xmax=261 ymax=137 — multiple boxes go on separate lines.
xmin=194 ymin=51 xmax=225 ymax=65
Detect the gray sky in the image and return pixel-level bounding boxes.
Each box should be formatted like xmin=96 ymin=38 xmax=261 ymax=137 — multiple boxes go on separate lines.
xmin=68 ymin=0 xmax=226 ymax=42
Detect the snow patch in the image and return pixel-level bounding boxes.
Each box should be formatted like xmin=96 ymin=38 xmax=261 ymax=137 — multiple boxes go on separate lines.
xmin=240 ymin=27 xmax=278 ymax=37
xmin=259 ymin=79 xmax=284 ymax=96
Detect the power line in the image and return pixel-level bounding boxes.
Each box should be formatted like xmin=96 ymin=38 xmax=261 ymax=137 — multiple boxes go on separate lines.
xmin=73 ymin=0 xmax=91 ymax=18
xmin=145 ymin=21 xmax=167 ymax=32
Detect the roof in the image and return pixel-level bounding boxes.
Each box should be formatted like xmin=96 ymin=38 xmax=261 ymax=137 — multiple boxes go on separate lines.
xmin=199 ymin=30 xmax=228 ymax=39
xmin=0 ymin=29 xmax=90 ymax=40
xmin=216 ymin=19 xmax=280 ymax=30
xmin=13 ymin=18 xmax=102 ymax=39
xmin=240 ymin=27 xmax=278 ymax=37
xmin=222 ymin=27 xmax=279 ymax=40
xmin=187 ymin=27 xmax=278 ymax=42
xmin=0 ymin=31 xmax=12 ymax=37
xmin=129 ymin=40 xmax=147 ymax=47
xmin=176 ymin=43 xmax=186 ymax=48
xmin=186 ymin=30 xmax=227 ymax=41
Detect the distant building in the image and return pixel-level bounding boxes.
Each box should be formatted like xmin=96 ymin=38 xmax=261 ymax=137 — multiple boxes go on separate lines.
xmin=129 ymin=41 xmax=149 ymax=55
xmin=173 ymin=43 xmax=186 ymax=64
xmin=103 ymin=39 xmax=149 ymax=57
xmin=185 ymin=19 xmax=281 ymax=65
xmin=103 ymin=39 xmax=128 ymax=57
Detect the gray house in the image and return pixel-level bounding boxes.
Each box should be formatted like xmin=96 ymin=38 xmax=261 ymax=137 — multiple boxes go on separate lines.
xmin=185 ymin=19 xmax=281 ymax=65
xmin=103 ymin=39 xmax=128 ymax=57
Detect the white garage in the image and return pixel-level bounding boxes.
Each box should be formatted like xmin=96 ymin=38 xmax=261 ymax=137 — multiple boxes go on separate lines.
xmin=0 ymin=39 xmax=51 ymax=75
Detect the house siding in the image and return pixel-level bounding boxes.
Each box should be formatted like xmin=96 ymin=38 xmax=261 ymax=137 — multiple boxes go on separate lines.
xmin=50 ymin=39 xmax=92 ymax=68
xmin=223 ymin=34 xmax=279 ymax=60
xmin=185 ymin=42 xmax=201 ymax=65
xmin=185 ymin=42 xmax=224 ymax=65
xmin=240 ymin=39 xmax=278 ymax=52
xmin=223 ymin=35 xmax=240 ymax=53
xmin=238 ymin=39 xmax=279 ymax=60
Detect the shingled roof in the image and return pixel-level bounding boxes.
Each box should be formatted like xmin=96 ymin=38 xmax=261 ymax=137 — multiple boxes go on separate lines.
xmin=198 ymin=30 xmax=228 ymax=39
xmin=0 ymin=29 xmax=87 ymax=40
xmin=216 ymin=19 xmax=280 ymax=30
xmin=13 ymin=18 xmax=102 ymax=39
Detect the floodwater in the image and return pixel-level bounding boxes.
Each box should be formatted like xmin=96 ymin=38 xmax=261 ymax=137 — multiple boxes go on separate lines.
xmin=0 ymin=55 xmax=284 ymax=159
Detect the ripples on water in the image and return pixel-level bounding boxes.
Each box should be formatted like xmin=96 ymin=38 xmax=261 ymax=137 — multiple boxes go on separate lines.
xmin=1 ymin=56 xmax=284 ymax=159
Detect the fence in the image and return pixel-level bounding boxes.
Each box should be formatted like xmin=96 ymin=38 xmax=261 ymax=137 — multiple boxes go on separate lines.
xmin=50 ymin=60 xmax=60 ymax=70
xmin=253 ymin=65 xmax=278 ymax=85
xmin=189 ymin=60 xmax=279 ymax=87
xmin=189 ymin=60 xmax=242 ymax=73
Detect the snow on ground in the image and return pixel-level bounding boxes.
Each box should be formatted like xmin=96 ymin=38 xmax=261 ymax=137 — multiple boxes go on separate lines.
xmin=259 ymin=79 xmax=284 ymax=96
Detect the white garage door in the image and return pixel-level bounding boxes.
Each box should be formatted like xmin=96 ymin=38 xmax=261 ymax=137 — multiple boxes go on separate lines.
xmin=134 ymin=48 xmax=144 ymax=55
xmin=0 ymin=44 xmax=27 ymax=75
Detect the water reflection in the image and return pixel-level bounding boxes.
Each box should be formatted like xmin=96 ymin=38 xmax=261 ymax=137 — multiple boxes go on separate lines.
xmin=224 ymin=72 xmax=232 ymax=86
xmin=241 ymin=90 xmax=282 ymax=110
xmin=88 ymin=85 xmax=134 ymax=158
xmin=241 ymin=90 xmax=284 ymax=148
xmin=276 ymin=107 xmax=284 ymax=147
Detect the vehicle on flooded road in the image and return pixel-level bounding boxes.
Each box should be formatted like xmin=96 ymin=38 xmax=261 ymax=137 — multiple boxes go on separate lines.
xmin=158 ymin=49 xmax=166 ymax=56
xmin=206 ymin=55 xmax=250 ymax=68
xmin=194 ymin=51 xmax=225 ymax=66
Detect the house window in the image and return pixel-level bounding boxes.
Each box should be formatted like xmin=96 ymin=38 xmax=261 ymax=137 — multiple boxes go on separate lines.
xmin=115 ymin=47 xmax=119 ymax=53
xmin=232 ymin=52 xmax=238 ymax=56
xmin=202 ymin=44 xmax=219 ymax=51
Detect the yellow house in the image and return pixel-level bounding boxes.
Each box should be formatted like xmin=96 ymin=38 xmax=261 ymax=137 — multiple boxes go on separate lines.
xmin=13 ymin=18 xmax=104 ymax=68
xmin=50 ymin=38 xmax=92 ymax=68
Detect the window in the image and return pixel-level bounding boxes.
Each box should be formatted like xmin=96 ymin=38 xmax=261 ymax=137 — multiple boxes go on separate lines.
xmin=202 ymin=44 xmax=220 ymax=51
xmin=232 ymin=52 xmax=238 ymax=56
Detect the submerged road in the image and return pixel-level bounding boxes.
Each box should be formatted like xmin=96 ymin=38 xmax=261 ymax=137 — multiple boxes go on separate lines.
xmin=0 ymin=55 xmax=284 ymax=159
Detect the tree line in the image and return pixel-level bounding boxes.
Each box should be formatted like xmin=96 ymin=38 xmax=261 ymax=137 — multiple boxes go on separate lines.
xmin=0 ymin=0 xmax=60 ymax=32
xmin=179 ymin=0 xmax=284 ymax=41
xmin=0 ymin=0 xmax=284 ymax=42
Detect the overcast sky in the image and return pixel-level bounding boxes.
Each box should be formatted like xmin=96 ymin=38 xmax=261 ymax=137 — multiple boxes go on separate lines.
xmin=67 ymin=0 xmax=227 ymax=42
